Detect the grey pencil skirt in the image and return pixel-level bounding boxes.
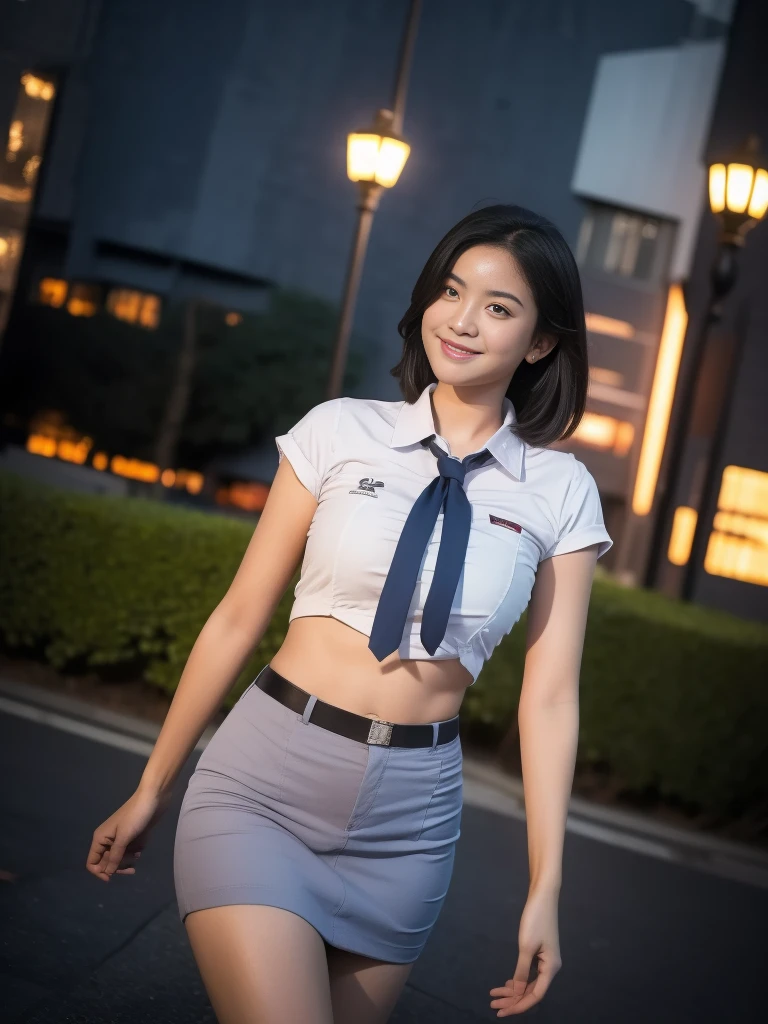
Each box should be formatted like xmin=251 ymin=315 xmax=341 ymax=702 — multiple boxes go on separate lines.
xmin=173 ymin=664 xmax=464 ymax=964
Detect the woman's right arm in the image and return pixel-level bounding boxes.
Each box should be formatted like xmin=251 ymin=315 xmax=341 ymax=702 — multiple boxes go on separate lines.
xmin=86 ymin=456 xmax=317 ymax=881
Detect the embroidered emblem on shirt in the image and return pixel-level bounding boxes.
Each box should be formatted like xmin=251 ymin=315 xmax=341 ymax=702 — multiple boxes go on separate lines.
xmin=349 ymin=477 xmax=384 ymax=497
xmin=489 ymin=514 xmax=522 ymax=533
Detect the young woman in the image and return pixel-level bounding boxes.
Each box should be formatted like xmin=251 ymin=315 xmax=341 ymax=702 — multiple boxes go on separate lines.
xmin=86 ymin=204 xmax=612 ymax=1022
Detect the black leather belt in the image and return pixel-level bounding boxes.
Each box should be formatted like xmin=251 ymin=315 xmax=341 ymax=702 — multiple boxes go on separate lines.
xmin=254 ymin=664 xmax=460 ymax=748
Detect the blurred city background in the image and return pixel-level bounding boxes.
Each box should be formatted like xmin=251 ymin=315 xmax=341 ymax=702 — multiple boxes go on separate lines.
xmin=0 ymin=0 xmax=766 ymax=1022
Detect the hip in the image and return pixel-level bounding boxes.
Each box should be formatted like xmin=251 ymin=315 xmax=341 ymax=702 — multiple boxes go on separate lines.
xmin=183 ymin=670 xmax=464 ymax=850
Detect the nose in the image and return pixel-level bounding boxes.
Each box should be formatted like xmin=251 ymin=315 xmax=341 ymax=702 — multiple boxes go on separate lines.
xmin=447 ymin=304 xmax=479 ymax=338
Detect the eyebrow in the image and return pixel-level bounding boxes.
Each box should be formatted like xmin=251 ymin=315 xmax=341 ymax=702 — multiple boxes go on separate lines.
xmin=447 ymin=272 xmax=524 ymax=309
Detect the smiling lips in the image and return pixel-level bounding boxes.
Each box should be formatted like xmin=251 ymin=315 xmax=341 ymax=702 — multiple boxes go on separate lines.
xmin=439 ymin=337 xmax=481 ymax=359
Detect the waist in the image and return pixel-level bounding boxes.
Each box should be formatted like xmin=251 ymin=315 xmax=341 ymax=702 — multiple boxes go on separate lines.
xmin=272 ymin=615 xmax=471 ymax=725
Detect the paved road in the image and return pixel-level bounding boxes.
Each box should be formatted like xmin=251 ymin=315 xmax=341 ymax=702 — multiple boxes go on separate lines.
xmin=1 ymin=705 xmax=765 ymax=1023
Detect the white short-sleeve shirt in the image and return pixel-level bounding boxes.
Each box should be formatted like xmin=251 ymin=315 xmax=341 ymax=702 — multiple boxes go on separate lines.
xmin=275 ymin=382 xmax=612 ymax=685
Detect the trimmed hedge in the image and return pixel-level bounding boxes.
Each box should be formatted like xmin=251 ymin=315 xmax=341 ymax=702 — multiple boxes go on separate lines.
xmin=0 ymin=471 xmax=284 ymax=702
xmin=1 ymin=469 xmax=767 ymax=820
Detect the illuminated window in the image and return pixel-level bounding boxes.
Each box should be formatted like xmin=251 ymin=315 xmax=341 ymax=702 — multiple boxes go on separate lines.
xmin=0 ymin=70 xmax=55 ymax=210
xmin=110 ymin=455 xmax=160 ymax=483
xmin=704 ymin=466 xmax=768 ymax=586
xmin=589 ymin=367 xmax=624 ymax=388
xmin=225 ymin=312 xmax=243 ymax=326
xmin=6 ymin=120 xmax=24 ymax=162
xmin=66 ymin=283 xmax=99 ymax=317
xmin=577 ymin=202 xmax=675 ymax=285
xmin=584 ymin=313 xmax=635 ymax=340
xmin=216 ymin=481 xmax=269 ymax=512
xmin=106 ymin=288 xmax=161 ymax=329
xmin=174 ymin=469 xmax=204 ymax=494
xmin=38 ymin=277 xmax=68 ymax=308
xmin=25 ymin=412 xmax=93 ymax=466
xmin=668 ymin=506 xmax=698 ymax=566
xmin=20 ymin=74 xmax=56 ymax=102
xmin=572 ymin=411 xmax=634 ymax=457
xmin=0 ymin=232 xmax=22 ymax=288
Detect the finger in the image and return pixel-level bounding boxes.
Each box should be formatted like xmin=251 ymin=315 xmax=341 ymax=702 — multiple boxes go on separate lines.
xmin=117 ymin=848 xmax=142 ymax=870
xmin=497 ymin=957 xmax=560 ymax=1016
xmin=489 ymin=957 xmax=537 ymax=1011
xmin=511 ymin=948 xmax=536 ymax=999
xmin=86 ymin=837 xmax=114 ymax=877
xmin=103 ymin=835 xmax=129 ymax=877
xmin=489 ymin=983 xmax=534 ymax=1013
xmin=86 ymin=832 xmax=113 ymax=863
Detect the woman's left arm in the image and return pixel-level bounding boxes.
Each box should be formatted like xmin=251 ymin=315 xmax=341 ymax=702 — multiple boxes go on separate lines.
xmin=490 ymin=544 xmax=599 ymax=1017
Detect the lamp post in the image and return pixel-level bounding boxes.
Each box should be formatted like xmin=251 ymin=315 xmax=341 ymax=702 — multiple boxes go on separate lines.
xmin=325 ymin=0 xmax=421 ymax=400
xmin=665 ymin=136 xmax=768 ymax=599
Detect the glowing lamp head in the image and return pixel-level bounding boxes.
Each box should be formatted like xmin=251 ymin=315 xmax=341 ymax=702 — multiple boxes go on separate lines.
xmin=708 ymin=136 xmax=768 ymax=241
xmin=347 ymin=116 xmax=410 ymax=189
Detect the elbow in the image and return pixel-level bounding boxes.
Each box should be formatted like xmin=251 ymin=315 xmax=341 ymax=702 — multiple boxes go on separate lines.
xmin=205 ymin=599 xmax=264 ymax=649
xmin=518 ymin=674 xmax=580 ymax=718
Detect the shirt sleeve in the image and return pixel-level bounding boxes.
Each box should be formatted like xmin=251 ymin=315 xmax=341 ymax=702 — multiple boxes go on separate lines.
xmin=274 ymin=398 xmax=342 ymax=499
xmin=542 ymin=457 xmax=613 ymax=560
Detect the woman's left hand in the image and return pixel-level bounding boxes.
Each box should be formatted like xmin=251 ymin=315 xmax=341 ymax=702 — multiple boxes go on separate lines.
xmin=489 ymin=886 xmax=562 ymax=1016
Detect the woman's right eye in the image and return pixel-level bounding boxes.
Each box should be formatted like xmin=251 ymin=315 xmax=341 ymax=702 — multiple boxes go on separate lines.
xmin=444 ymin=286 xmax=459 ymax=298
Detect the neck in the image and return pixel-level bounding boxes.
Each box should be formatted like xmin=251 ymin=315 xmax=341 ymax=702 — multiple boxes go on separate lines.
xmin=430 ymin=382 xmax=508 ymax=447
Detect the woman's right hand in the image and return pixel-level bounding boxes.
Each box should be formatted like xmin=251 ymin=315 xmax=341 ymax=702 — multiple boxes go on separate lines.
xmin=86 ymin=786 xmax=173 ymax=882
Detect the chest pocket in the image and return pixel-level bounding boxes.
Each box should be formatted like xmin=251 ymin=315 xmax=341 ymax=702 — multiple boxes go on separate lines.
xmin=419 ymin=508 xmax=523 ymax=618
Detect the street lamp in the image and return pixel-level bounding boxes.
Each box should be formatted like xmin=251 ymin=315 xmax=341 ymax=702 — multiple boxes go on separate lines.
xmin=325 ymin=0 xmax=422 ymax=400
xmin=347 ymin=114 xmax=411 ymax=190
xmin=700 ymin=135 xmax=768 ymax=320
xmin=677 ymin=135 xmax=768 ymax=598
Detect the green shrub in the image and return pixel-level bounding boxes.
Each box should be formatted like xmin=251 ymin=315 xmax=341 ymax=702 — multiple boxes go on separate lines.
xmin=0 ymin=470 xmax=293 ymax=702
xmin=1 ymin=469 xmax=767 ymax=819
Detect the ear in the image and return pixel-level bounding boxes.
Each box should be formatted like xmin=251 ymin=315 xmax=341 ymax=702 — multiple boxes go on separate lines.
xmin=525 ymin=334 xmax=559 ymax=364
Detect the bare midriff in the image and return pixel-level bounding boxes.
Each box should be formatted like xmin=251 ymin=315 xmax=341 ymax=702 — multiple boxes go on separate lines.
xmin=268 ymin=615 xmax=472 ymax=726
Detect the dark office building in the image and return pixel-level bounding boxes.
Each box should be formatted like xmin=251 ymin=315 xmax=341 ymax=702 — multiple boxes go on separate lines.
xmin=1 ymin=0 xmax=765 ymax=621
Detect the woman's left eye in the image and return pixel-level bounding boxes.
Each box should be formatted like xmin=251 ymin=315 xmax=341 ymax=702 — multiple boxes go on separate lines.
xmin=489 ymin=303 xmax=509 ymax=316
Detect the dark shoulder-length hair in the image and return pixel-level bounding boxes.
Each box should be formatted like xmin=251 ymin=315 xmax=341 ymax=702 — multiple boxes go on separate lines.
xmin=390 ymin=203 xmax=589 ymax=449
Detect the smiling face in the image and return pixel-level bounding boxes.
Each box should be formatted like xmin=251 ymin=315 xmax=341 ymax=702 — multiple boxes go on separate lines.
xmin=421 ymin=244 xmax=555 ymax=388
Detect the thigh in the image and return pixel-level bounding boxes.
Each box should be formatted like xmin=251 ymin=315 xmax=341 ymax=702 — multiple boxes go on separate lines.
xmin=326 ymin=945 xmax=415 ymax=1024
xmin=185 ymin=904 xmax=334 ymax=1024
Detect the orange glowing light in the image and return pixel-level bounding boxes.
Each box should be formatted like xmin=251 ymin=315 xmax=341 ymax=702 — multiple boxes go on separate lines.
xmin=632 ymin=284 xmax=688 ymax=516
xmin=110 ymin=455 xmax=160 ymax=483
xmin=106 ymin=289 xmax=161 ymax=329
xmin=218 ymin=482 xmax=270 ymax=512
xmin=38 ymin=278 xmax=68 ymax=308
xmin=702 ymin=465 xmax=768 ymax=586
xmin=66 ymin=283 xmax=99 ymax=318
xmin=668 ymin=506 xmax=697 ymax=565
xmin=26 ymin=433 xmax=57 ymax=457
xmin=572 ymin=411 xmax=634 ymax=456
xmin=584 ymin=313 xmax=635 ymax=340
xmin=57 ymin=437 xmax=93 ymax=465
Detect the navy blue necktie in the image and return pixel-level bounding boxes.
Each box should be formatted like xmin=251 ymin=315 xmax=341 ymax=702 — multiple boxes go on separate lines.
xmin=368 ymin=436 xmax=495 ymax=660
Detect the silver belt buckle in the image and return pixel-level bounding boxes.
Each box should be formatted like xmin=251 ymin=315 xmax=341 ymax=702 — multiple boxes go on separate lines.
xmin=367 ymin=719 xmax=394 ymax=746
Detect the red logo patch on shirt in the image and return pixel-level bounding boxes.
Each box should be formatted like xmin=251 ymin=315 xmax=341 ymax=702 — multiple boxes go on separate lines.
xmin=489 ymin=514 xmax=522 ymax=533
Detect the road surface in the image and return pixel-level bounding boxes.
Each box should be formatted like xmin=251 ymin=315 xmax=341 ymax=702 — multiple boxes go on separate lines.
xmin=1 ymin=688 xmax=765 ymax=1023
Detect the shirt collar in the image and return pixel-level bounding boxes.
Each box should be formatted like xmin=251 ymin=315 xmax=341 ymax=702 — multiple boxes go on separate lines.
xmin=389 ymin=382 xmax=525 ymax=480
